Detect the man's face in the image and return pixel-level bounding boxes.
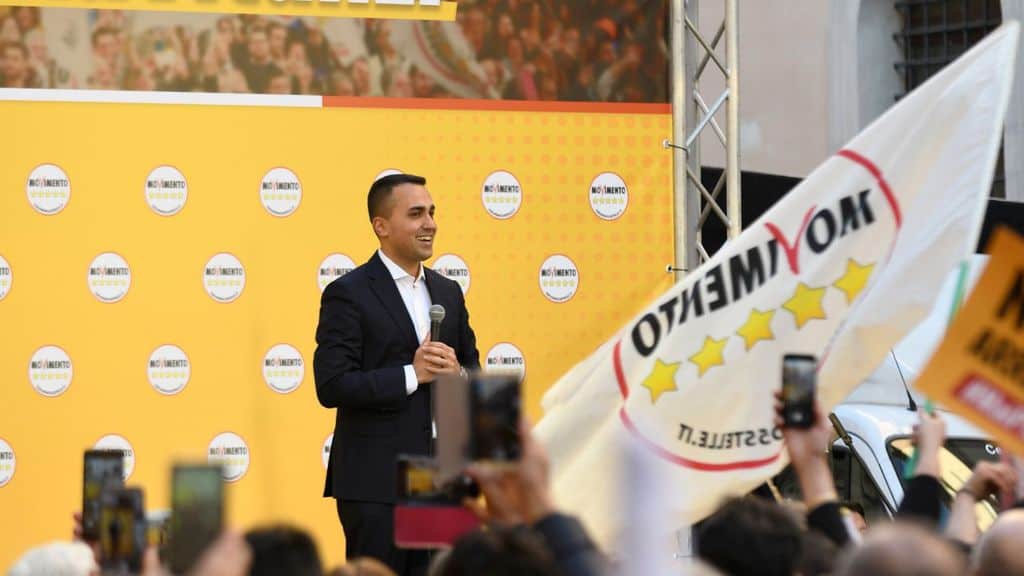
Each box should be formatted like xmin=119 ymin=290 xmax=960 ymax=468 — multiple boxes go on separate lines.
xmin=94 ymin=32 xmax=119 ymax=61
xmin=2 ymin=47 xmax=27 ymax=82
xmin=248 ymin=31 xmax=269 ymax=62
xmin=269 ymin=27 xmax=286 ymax=57
xmin=375 ymin=184 xmax=437 ymax=265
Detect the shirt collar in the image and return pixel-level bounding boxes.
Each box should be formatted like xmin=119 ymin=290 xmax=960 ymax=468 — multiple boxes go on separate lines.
xmin=378 ymin=249 xmax=424 ymax=283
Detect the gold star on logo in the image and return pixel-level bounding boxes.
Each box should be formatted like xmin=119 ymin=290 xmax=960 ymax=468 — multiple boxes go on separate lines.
xmin=689 ymin=336 xmax=728 ymax=377
xmin=834 ymin=259 xmax=875 ymax=304
xmin=641 ymin=358 xmax=681 ymax=404
xmin=783 ymin=282 xmax=828 ymax=328
xmin=736 ymin=308 xmax=776 ymax=351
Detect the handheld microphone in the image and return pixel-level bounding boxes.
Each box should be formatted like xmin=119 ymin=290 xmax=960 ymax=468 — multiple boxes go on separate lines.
xmin=429 ymin=304 xmax=446 ymax=342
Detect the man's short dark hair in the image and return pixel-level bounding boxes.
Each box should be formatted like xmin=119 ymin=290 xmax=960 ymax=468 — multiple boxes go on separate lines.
xmin=90 ymin=26 xmax=118 ymax=48
xmin=695 ymin=496 xmax=803 ymax=576
xmin=367 ymin=173 xmax=427 ymax=221
xmin=244 ymin=525 xmax=323 ymax=576
xmin=434 ymin=525 xmax=560 ymax=576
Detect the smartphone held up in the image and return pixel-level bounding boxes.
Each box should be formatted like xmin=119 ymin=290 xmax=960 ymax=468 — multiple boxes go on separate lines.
xmin=781 ymin=354 xmax=818 ymax=429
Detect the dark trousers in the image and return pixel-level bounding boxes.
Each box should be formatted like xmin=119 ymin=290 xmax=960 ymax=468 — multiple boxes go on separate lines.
xmin=337 ymin=499 xmax=430 ymax=576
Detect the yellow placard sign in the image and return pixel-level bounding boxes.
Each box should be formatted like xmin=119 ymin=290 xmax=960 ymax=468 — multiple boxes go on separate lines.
xmin=916 ymin=227 xmax=1024 ymax=453
xmin=4 ymin=0 xmax=456 ymax=20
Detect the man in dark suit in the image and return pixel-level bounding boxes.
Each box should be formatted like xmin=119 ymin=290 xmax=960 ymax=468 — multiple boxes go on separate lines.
xmin=314 ymin=173 xmax=480 ymax=576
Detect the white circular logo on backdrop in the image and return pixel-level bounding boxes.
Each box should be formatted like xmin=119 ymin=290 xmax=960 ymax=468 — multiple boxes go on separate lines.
xmin=94 ymin=434 xmax=135 ymax=481
xmin=482 ymin=170 xmax=523 ymax=220
xmin=485 ymin=343 xmax=527 ymax=383
xmin=203 ymin=253 xmax=246 ymax=303
xmin=147 ymin=345 xmax=190 ymax=395
xmin=260 ymin=167 xmax=302 ymax=217
xmin=263 ymin=344 xmax=304 ymax=394
xmin=29 ymin=345 xmax=72 ymax=397
xmin=87 ymin=252 xmax=131 ymax=303
xmin=322 ymin=434 xmax=332 ymax=469
xmin=145 ymin=165 xmax=188 ymax=216
xmin=374 ymin=169 xmax=402 ymax=182
xmin=589 ymin=172 xmax=629 ymax=220
xmin=318 ymin=253 xmax=356 ymax=293
xmin=26 ymin=164 xmax=71 ymax=215
xmin=0 ymin=255 xmax=11 ymax=301
xmin=0 ymin=439 xmax=15 ymax=488
xmin=539 ymin=255 xmax=580 ymax=303
xmin=208 ymin=432 xmax=250 ymax=482
xmin=433 ymin=254 xmax=470 ymax=295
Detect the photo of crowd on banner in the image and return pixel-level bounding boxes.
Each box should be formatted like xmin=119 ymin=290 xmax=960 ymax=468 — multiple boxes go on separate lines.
xmin=0 ymin=1 xmax=668 ymax=102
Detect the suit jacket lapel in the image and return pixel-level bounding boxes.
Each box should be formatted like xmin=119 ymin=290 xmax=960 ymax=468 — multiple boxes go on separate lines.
xmin=367 ymin=252 xmax=420 ymax=350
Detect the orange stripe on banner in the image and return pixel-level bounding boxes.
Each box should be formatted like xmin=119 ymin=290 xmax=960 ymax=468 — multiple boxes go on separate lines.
xmin=322 ymin=96 xmax=671 ymax=114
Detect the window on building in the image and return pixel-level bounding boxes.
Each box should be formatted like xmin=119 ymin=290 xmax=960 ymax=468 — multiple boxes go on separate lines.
xmin=895 ymin=0 xmax=1005 ymax=196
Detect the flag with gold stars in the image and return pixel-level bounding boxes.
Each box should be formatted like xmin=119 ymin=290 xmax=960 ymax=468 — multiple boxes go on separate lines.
xmin=535 ymin=23 xmax=1020 ymax=551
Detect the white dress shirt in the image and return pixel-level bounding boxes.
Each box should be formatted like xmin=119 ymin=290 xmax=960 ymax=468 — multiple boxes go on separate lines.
xmin=378 ymin=249 xmax=432 ymax=395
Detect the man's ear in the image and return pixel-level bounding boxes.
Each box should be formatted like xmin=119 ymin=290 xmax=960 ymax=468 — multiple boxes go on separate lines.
xmin=372 ymin=216 xmax=389 ymax=239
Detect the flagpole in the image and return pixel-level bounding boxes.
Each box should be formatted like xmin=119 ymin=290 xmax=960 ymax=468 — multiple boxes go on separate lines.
xmin=671 ymin=0 xmax=689 ymax=282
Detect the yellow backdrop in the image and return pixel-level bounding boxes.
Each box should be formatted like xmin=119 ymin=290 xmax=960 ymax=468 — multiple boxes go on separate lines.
xmin=0 ymin=95 xmax=673 ymax=569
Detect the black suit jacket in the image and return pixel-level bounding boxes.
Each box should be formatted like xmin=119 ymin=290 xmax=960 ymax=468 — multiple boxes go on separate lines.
xmin=314 ymin=252 xmax=480 ymax=503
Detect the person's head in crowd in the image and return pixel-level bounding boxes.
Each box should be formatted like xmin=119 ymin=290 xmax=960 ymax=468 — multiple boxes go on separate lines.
xmin=836 ymin=522 xmax=965 ymax=576
xmin=432 ymin=526 xmax=561 ymax=576
xmin=461 ymin=7 xmax=487 ymax=53
xmin=1 ymin=41 xmax=31 ymax=87
xmin=90 ymin=26 xmax=120 ymax=64
xmin=244 ymin=525 xmax=323 ymax=576
xmin=972 ymin=509 xmax=1024 ymax=576
xmin=538 ymin=73 xmax=558 ymax=100
xmin=797 ymin=531 xmax=838 ymax=576
xmin=373 ymin=20 xmax=396 ymax=57
xmin=505 ymin=36 xmax=524 ymax=69
xmin=388 ymin=70 xmax=412 ymax=97
xmin=561 ymin=27 xmax=580 ymax=59
xmin=8 ymin=541 xmax=99 ymax=576
xmin=328 ymin=557 xmax=396 ymax=576
xmin=695 ymin=496 xmax=802 ymax=576
xmin=351 ymin=57 xmax=370 ymax=95
xmin=216 ymin=16 xmax=237 ymax=41
xmin=0 ymin=15 xmax=19 ymax=43
xmin=328 ymin=69 xmax=355 ymax=96
xmin=267 ymin=21 xmax=286 ymax=62
xmin=286 ymin=38 xmax=308 ymax=68
xmin=839 ymin=501 xmax=868 ymax=534
xmin=479 ymin=59 xmax=502 ymax=91
xmin=23 ymin=28 xmax=47 ymax=66
xmin=267 ymin=67 xmax=291 ymax=94
xmin=247 ymin=26 xmax=271 ymax=65
xmin=11 ymin=6 xmax=40 ymax=33
xmin=410 ymin=65 xmax=435 ymax=98
xmin=597 ymin=40 xmax=616 ymax=67
xmin=496 ymin=12 xmax=516 ymax=41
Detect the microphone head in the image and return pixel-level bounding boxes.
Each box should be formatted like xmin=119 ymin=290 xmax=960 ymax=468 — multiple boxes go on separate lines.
xmin=429 ymin=304 xmax=446 ymax=323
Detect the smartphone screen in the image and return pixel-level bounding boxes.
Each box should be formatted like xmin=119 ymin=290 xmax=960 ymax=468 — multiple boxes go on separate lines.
xmin=83 ymin=450 xmax=125 ymax=541
xmin=98 ymin=487 xmax=146 ymax=574
xmin=781 ymin=354 xmax=817 ymax=428
xmin=167 ymin=465 xmax=223 ymax=574
xmin=469 ymin=374 xmax=521 ymax=462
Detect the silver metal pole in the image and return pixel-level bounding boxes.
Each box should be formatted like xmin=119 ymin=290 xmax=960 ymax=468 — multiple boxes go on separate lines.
xmin=725 ymin=0 xmax=741 ymax=239
xmin=671 ymin=0 xmax=688 ymax=281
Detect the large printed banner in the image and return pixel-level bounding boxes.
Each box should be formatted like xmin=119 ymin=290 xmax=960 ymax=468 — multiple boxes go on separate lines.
xmin=535 ymin=23 xmax=1018 ymax=551
xmin=916 ymin=227 xmax=1024 ymax=455
xmin=0 ymin=91 xmax=673 ymax=569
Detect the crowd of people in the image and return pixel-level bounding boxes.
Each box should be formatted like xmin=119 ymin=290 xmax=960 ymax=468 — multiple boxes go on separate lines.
xmin=11 ymin=396 xmax=1024 ymax=575
xmin=0 ymin=1 xmax=668 ymax=101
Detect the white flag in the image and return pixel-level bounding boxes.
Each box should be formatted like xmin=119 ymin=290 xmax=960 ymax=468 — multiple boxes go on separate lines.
xmin=535 ymin=22 xmax=1020 ymax=552
xmin=388 ymin=21 xmax=494 ymax=99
